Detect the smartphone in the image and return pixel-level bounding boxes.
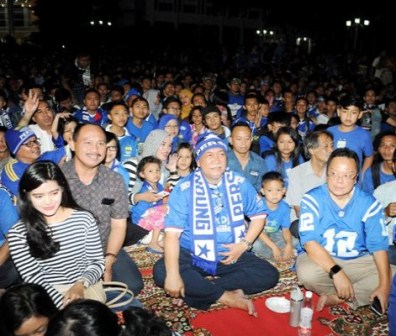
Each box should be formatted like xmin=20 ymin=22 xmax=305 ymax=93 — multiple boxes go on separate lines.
xmin=370 ymin=297 xmax=383 ymax=316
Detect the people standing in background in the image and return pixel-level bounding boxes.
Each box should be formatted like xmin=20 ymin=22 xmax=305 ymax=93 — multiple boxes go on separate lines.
xmin=61 ymin=52 xmax=94 ymax=106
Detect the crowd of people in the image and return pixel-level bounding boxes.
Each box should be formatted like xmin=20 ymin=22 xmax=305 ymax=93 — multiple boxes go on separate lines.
xmin=0 ymin=46 xmax=396 ymax=334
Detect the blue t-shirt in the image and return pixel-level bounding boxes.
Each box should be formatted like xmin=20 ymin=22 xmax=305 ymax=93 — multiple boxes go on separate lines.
xmin=299 ymin=184 xmax=388 ymax=259
xmin=362 ymin=165 xmax=396 ymax=194
xmin=259 ymin=135 xmax=275 ymax=156
xmin=263 ymin=199 xmax=291 ymax=233
xmin=328 ymin=125 xmax=374 ymax=167
xmin=264 ymin=154 xmax=305 ymax=188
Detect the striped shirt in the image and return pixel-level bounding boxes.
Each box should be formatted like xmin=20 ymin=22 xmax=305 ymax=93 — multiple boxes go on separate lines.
xmin=8 ymin=210 xmax=104 ymax=308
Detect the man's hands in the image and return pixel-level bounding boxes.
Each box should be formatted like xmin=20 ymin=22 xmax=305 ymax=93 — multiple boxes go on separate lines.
xmin=164 ymin=273 xmax=185 ymax=299
xmin=332 ymin=270 xmax=355 ymax=302
xmin=219 ymin=242 xmax=247 ymax=265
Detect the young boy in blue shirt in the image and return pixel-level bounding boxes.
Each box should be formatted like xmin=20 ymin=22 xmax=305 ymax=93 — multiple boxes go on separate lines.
xmin=252 ymin=171 xmax=295 ymax=261
xmin=327 ymin=95 xmax=374 ymax=176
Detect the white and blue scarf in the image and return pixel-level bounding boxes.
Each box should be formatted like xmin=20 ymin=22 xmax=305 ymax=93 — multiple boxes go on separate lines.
xmin=190 ymin=168 xmax=245 ymax=275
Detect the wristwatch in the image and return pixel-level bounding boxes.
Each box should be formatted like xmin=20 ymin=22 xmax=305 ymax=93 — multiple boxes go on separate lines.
xmin=329 ymin=264 xmax=342 ymax=279
xmin=77 ymin=278 xmax=90 ymax=289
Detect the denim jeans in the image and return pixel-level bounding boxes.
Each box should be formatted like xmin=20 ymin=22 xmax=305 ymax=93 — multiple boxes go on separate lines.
xmin=112 ymin=249 xmax=144 ymax=296
xmin=0 ymin=258 xmax=22 ymax=288
xmin=389 ymin=245 xmax=396 ymax=266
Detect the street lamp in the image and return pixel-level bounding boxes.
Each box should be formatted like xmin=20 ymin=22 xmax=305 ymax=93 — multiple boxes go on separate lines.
xmin=346 ymin=17 xmax=370 ymax=50
xmin=256 ymin=29 xmax=275 ymax=43
xmin=296 ymin=37 xmax=312 ymax=54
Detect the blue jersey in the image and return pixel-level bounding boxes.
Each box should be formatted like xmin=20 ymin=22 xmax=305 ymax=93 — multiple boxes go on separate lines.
xmin=299 ymin=184 xmax=388 ymax=259
xmin=263 ymin=199 xmax=291 ymax=233
xmin=1 ymin=147 xmax=66 ymax=197
xmin=118 ymin=135 xmax=138 ymax=162
xmin=328 ymin=125 xmax=373 ymax=167
xmin=165 ymin=172 xmax=265 ymax=256
xmin=73 ymin=107 xmax=108 ymax=126
xmin=125 ymin=119 xmax=154 ymax=150
xmin=0 ymin=186 xmax=18 ymax=245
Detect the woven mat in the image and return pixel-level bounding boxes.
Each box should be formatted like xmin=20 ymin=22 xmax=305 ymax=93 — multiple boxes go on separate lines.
xmin=126 ymin=246 xmax=388 ymax=335
xmin=126 ymin=246 xmax=298 ymax=334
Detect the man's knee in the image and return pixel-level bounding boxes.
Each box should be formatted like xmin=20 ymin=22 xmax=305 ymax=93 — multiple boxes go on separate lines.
xmin=290 ymin=219 xmax=300 ymax=239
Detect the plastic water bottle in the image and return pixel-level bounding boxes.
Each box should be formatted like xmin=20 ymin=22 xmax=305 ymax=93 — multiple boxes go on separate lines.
xmin=289 ymin=286 xmax=303 ymax=327
xmin=298 ymin=291 xmax=314 ymax=336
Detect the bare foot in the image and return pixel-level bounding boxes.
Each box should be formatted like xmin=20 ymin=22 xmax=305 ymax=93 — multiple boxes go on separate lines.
xmin=218 ymin=290 xmax=258 ymax=317
xmin=317 ymin=294 xmax=345 ymax=311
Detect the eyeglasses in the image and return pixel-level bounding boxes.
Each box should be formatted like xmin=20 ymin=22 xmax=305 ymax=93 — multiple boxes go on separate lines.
xmin=165 ymin=125 xmax=178 ymax=129
xmin=106 ymin=146 xmax=117 ymax=152
xmin=327 ymin=171 xmax=358 ymax=181
xmin=22 ymin=140 xmax=40 ymax=147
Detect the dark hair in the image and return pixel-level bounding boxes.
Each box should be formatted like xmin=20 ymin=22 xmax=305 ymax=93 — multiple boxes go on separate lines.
xmin=54 ymin=88 xmax=72 ymax=103
xmin=326 ymin=148 xmax=360 ymax=175
xmin=263 ymin=127 xmax=301 ymax=171
xmin=105 ymin=131 xmax=121 ymax=161
xmin=0 ymin=283 xmax=58 ymax=336
xmin=0 ymin=125 xmax=7 ymax=134
xmin=304 ymin=130 xmax=333 ymax=159
xmin=371 ymin=131 xmax=396 ymax=189
xmin=175 ymin=142 xmax=197 ymax=171
xmin=231 ymin=120 xmax=252 ymax=133
xmin=339 ymin=95 xmax=364 ymax=110
xmin=188 ymin=105 xmax=203 ymax=123
xmin=18 ymin=161 xmax=81 ymax=259
xmin=57 ymin=116 xmax=79 ymax=138
xmin=137 ymin=156 xmax=162 ymax=176
xmin=267 ymin=111 xmax=291 ymax=126
xmin=106 ymin=100 xmax=128 ymax=116
xmin=46 ymin=299 xmax=121 ymax=336
xmin=261 ymin=171 xmax=284 ymax=186
xmin=122 ymin=307 xmax=172 ymax=336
